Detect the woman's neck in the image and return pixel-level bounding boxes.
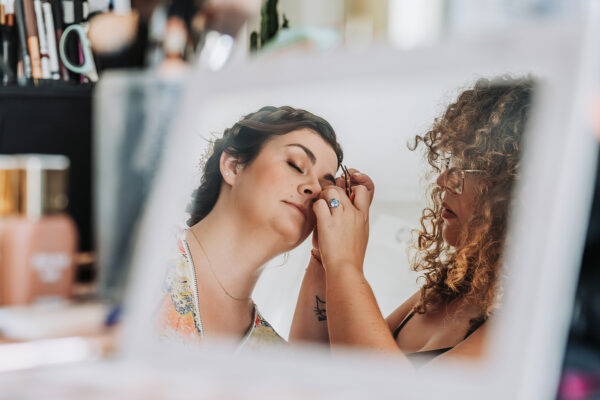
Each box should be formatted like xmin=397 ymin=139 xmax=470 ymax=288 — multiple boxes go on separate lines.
xmin=187 ymin=204 xmax=286 ymax=302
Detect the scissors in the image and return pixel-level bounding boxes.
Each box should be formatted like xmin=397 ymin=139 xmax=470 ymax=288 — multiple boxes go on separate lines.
xmin=58 ymin=23 xmax=99 ymax=82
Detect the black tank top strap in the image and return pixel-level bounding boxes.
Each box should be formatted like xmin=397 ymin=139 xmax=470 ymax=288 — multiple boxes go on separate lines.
xmin=463 ymin=316 xmax=487 ymax=340
xmin=393 ymin=310 xmax=488 ymax=366
xmin=394 ymin=311 xmax=487 ymax=341
xmin=392 ymin=310 xmax=416 ymax=340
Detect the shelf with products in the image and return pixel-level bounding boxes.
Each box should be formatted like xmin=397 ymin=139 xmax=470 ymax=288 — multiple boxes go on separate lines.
xmin=0 ymin=0 xmax=100 ymax=86
xmin=0 ymin=82 xmax=93 ymax=254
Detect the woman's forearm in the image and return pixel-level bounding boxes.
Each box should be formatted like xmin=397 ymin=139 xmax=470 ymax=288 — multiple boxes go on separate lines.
xmin=325 ymin=266 xmax=409 ymax=357
xmin=289 ymin=257 xmax=329 ymax=343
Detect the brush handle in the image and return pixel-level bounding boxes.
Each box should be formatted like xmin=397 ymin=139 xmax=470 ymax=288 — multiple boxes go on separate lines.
xmin=14 ymin=0 xmax=30 ymax=79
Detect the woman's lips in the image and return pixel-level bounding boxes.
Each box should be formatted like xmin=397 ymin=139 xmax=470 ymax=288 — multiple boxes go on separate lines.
xmin=442 ymin=209 xmax=457 ymax=219
xmin=441 ymin=202 xmax=457 ymax=219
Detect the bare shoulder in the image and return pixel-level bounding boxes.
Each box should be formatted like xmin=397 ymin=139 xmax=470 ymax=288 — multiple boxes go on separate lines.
xmin=385 ymin=290 xmax=421 ymax=331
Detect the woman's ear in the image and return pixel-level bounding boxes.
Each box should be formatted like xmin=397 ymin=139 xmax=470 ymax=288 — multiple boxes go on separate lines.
xmin=220 ymin=152 xmax=242 ymax=186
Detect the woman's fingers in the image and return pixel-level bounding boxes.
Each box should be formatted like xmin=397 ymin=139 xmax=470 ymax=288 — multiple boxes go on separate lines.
xmin=313 ymin=185 xmax=370 ymax=275
xmin=347 ymin=169 xmax=374 ymax=200
xmin=352 ymin=185 xmax=371 ymax=213
xmin=336 ymin=168 xmax=375 ymax=203
xmin=347 ymin=169 xmax=372 ymax=188
xmin=319 ymin=183 xmax=371 ymax=215
xmin=313 ymin=198 xmax=331 ymax=221
xmin=321 ymin=186 xmax=351 ymax=212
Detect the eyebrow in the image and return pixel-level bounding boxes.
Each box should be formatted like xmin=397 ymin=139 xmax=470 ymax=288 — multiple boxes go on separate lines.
xmin=286 ymin=143 xmax=336 ymax=185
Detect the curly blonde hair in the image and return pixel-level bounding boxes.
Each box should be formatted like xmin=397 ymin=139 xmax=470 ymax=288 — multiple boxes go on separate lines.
xmin=410 ymin=77 xmax=534 ymax=324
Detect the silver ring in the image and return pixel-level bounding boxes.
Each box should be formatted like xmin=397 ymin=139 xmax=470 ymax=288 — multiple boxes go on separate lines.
xmin=329 ymin=198 xmax=340 ymax=208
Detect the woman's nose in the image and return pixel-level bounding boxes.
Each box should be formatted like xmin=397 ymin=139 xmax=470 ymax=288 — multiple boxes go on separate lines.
xmin=299 ymin=175 xmax=322 ymax=197
xmin=436 ymin=170 xmax=447 ymax=188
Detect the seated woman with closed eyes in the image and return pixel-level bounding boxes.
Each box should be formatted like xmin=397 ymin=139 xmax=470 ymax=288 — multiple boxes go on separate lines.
xmin=156 ymin=106 xmax=345 ymax=348
xmin=291 ymin=78 xmax=533 ymax=366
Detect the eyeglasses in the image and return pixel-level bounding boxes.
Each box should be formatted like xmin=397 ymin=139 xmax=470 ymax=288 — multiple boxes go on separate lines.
xmin=439 ymin=160 xmax=483 ymax=195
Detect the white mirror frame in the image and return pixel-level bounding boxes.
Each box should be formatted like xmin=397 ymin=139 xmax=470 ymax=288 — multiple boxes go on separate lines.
xmin=97 ymin=11 xmax=600 ymax=400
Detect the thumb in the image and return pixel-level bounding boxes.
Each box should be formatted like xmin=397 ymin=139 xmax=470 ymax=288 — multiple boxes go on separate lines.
xmin=352 ymin=185 xmax=371 ymax=214
xmin=313 ymin=198 xmax=330 ymax=224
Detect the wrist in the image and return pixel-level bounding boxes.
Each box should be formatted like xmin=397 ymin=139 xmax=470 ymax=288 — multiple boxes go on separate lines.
xmin=307 ymin=252 xmax=325 ymax=275
xmin=324 ymin=262 xmax=364 ymax=280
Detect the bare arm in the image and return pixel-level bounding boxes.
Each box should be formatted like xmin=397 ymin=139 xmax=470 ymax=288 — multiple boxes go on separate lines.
xmin=314 ymin=184 xmax=411 ymax=365
xmin=289 ymin=169 xmax=374 ymax=344
xmin=325 ymin=266 xmax=405 ymax=354
xmin=289 ymin=252 xmax=329 ymax=343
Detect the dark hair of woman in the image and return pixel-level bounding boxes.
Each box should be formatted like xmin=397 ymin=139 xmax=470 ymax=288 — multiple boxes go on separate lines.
xmin=187 ymin=105 xmax=343 ymax=226
xmin=410 ymin=77 xmax=535 ymax=325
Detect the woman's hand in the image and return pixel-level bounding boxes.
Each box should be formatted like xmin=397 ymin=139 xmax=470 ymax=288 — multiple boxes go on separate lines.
xmin=313 ymin=183 xmax=371 ymax=274
xmin=311 ymin=169 xmax=375 ymax=264
xmin=337 ymin=168 xmax=375 ymax=204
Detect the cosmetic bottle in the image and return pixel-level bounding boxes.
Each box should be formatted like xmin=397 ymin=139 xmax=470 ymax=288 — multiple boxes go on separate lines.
xmin=0 ymin=155 xmax=20 ymax=304
xmin=0 ymin=155 xmax=78 ymax=305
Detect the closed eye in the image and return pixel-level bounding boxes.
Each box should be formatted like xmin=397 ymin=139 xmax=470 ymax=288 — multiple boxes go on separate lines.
xmin=287 ymin=161 xmax=303 ymax=173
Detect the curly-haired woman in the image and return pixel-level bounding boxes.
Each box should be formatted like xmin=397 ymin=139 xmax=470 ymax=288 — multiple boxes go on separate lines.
xmin=290 ymin=77 xmax=534 ymax=366
xmin=156 ymin=106 xmax=369 ymax=348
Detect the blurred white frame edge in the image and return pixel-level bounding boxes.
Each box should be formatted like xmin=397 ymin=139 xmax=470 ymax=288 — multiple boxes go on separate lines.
xmin=97 ymin=15 xmax=600 ymax=400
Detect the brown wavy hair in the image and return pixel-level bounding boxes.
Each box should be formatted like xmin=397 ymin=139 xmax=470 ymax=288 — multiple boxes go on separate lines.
xmin=187 ymin=106 xmax=343 ymax=226
xmin=410 ymin=77 xmax=535 ymax=324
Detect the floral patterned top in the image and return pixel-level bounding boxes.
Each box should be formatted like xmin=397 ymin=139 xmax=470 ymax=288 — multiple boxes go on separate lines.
xmin=156 ymin=230 xmax=285 ymax=349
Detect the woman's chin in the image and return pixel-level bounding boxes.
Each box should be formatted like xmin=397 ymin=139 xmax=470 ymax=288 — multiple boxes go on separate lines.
xmin=442 ymin=227 xmax=459 ymax=247
xmin=276 ymin=224 xmax=309 ymax=248
xmin=282 ymin=236 xmax=306 ymax=250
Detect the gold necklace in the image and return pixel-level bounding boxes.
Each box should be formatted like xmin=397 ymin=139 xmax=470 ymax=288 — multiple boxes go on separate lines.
xmin=188 ymin=228 xmax=251 ymax=302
